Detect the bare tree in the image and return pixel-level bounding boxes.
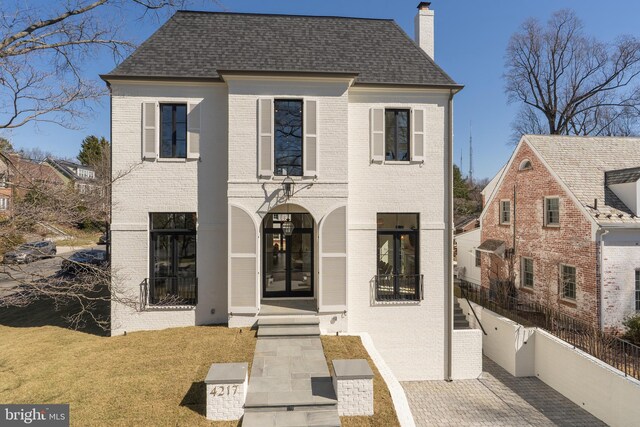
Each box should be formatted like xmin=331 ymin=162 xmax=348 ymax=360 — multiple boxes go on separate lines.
xmin=505 ymin=9 xmax=640 ymax=143
xmin=0 ymin=0 xmax=220 ymax=131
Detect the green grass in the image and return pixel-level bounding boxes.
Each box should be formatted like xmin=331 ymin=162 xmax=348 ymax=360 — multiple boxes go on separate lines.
xmin=0 ymin=301 xmax=255 ymax=426
xmin=0 ymin=301 xmax=400 ymax=426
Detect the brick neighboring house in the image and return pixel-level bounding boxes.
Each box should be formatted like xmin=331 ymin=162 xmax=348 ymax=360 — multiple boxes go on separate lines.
xmin=0 ymin=154 xmax=66 ymax=215
xmin=480 ymin=135 xmax=640 ymax=331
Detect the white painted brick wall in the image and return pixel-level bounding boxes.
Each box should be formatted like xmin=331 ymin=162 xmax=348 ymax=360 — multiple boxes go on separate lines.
xmin=451 ymin=328 xmax=483 ymax=379
xmin=110 ymin=79 xmax=458 ymax=384
xmin=206 ymin=381 xmax=247 ymax=421
xmin=109 ymin=82 xmax=228 ymax=335
xmin=333 ymin=377 xmax=374 ymax=416
xmin=601 ymin=229 xmax=640 ymax=331
xmin=347 ymin=88 xmax=451 ymax=381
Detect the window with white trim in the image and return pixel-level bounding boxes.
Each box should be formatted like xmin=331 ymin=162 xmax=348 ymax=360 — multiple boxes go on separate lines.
xmin=635 ymin=270 xmax=640 ymax=311
xmin=475 ymin=249 xmax=481 ymax=267
xmin=560 ymin=264 xmax=576 ymax=300
xmin=499 ymin=200 xmax=511 ymax=225
xmin=545 ymin=197 xmax=560 ymax=227
xmin=0 ymin=197 xmax=8 ymax=210
xmin=521 ymin=257 xmax=533 ymax=288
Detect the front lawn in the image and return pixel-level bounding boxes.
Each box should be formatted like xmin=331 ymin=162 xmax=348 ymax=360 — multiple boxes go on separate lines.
xmin=0 ymin=305 xmax=255 ymax=426
xmin=0 ymin=302 xmax=399 ymax=426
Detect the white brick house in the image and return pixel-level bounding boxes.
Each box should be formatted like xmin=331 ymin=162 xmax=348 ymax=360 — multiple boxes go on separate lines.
xmin=103 ymin=3 xmax=481 ymax=380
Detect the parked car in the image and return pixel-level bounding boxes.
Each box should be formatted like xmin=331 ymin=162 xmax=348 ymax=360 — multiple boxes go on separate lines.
xmin=61 ymin=249 xmax=108 ymax=274
xmin=97 ymin=231 xmax=110 ymax=245
xmin=2 ymin=241 xmax=57 ymax=264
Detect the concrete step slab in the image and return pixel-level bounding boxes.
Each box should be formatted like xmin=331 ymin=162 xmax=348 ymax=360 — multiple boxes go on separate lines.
xmin=257 ymin=325 xmax=321 ymax=337
xmin=258 ymin=317 xmax=320 ymax=327
xmin=242 ymin=409 xmax=340 ymax=426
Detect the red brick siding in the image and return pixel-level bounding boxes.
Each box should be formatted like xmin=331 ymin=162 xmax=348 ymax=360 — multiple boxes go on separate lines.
xmin=481 ymin=142 xmax=599 ymax=327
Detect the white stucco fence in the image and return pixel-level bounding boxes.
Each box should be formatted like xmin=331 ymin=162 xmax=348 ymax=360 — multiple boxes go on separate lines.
xmin=459 ymin=297 xmax=640 ymax=427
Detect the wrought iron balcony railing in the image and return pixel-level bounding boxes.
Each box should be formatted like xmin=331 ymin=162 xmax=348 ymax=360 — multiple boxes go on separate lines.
xmin=142 ymin=276 xmax=198 ymax=307
xmin=375 ymin=274 xmax=423 ymax=302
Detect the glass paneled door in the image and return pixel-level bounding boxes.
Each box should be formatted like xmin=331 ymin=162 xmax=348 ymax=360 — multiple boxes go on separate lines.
xmin=263 ymin=213 xmax=314 ymax=298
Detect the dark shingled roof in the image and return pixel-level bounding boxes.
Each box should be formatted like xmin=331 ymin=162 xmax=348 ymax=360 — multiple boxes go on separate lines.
xmin=104 ymin=11 xmax=458 ymax=87
xmin=605 ymin=167 xmax=640 ymax=185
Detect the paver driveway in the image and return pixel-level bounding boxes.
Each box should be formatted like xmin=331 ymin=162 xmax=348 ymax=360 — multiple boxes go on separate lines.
xmin=402 ymin=356 xmax=606 ymax=426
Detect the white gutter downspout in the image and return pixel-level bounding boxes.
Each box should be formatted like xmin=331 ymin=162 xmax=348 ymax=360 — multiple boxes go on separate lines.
xmin=446 ymin=89 xmax=455 ymax=381
xmin=598 ymin=227 xmax=609 ymax=331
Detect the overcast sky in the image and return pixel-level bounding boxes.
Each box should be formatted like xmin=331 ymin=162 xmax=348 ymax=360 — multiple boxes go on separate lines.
xmin=6 ymin=0 xmax=640 ymax=180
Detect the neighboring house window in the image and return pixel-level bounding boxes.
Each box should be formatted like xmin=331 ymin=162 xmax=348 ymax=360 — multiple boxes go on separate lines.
xmin=274 ymin=99 xmax=303 ymax=176
xmin=160 ymin=104 xmax=187 ymax=158
xmin=636 ymin=270 xmax=640 ymax=311
xmin=475 ymin=249 xmax=481 ymax=267
xmin=518 ymin=159 xmax=532 ymax=171
xmin=149 ymin=213 xmax=197 ymax=305
xmin=545 ymin=197 xmax=560 ymax=227
xmin=560 ymin=264 xmax=576 ymax=300
xmin=0 ymin=197 xmax=8 ymax=210
xmin=77 ymin=168 xmax=94 ymax=179
xmin=499 ymin=200 xmax=511 ymax=225
xmin=0 ymin=174 xmax=7 ymax=188
xmin=521 ymin=257 xmax=534 ymax=288
xmin=376 ymin=213 xmax=420 ymax=300
xmin=385 ymin=109 xmax=410 ymax=161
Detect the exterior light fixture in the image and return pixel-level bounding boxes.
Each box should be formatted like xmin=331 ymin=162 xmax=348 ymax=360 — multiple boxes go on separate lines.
xmin=282 ymin=218 xmax=295 ymax=236
xmin=281 ymin=174 xmax=295 ymax=236
xmin=282 ymin=175 xmax=295 ymax=199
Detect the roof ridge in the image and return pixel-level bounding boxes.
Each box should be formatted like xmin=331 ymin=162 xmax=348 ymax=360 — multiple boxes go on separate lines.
xmin=175 ymin=9 xmax=393 ymax=21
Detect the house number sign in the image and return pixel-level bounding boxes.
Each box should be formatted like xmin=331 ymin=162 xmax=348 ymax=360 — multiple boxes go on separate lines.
xmin=210 ymin=385 xmax=239 ymax=397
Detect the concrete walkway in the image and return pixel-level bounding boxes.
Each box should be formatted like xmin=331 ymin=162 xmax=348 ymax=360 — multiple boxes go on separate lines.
xmin=402 ymin=356 xmax=606 ymax=426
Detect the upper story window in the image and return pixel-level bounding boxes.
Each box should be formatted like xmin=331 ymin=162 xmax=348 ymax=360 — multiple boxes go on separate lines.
xmin=499 ymin=200 xmax=511 ymax=225
xmin=545 ymin=197 xmax=560 ymax=227
xmin=160 ymin=104 xmax=187 ymax=158
xmin=274 ymin=100 xmax=303 ymax=176
xmin=560 ymin=264 xmax=576 ymax=301
xmin=475 ymin=249 xmax=481 ymax=267
xmin=521 ymin=257 xmax=534 ymax=288
xmin=385 ymin=109 xmax=410 ymax=161
xmin=0 ymin=197 xmax=8 ymax=210
xmin=77 ymin=168 xmax=95 ymax=179
xmin=518 ymin=159 xmax=532 ymax=171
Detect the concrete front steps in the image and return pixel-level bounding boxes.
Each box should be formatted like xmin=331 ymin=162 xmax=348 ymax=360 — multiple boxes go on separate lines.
xmin=243 ymin=409 xmax=340 ymax=427
xmin=256 ymin=317 xmax=321 ymax=338
xmin=243 ymin=316 xmax=340 ymax=427
xmin=454 ymin=300 xmax=470 ymax=329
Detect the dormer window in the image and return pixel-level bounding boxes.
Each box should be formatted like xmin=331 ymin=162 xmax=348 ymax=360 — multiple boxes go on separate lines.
xmin=518 ymin=159 xmax=532 ymax=171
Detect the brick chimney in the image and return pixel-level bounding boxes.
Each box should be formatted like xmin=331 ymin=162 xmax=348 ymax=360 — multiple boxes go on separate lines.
xmin=414 ymin=2 xmax=434 ymax=60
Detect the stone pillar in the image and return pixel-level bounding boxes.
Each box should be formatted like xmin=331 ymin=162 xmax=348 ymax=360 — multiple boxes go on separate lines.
xmin=204 ymin=362 xmax=248 ymax=421
xmin=332 ymin=359 xmax=374 ymax=416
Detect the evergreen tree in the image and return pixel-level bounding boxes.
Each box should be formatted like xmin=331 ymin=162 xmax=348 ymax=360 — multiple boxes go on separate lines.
xmin=77 ymin=136 xmax=109 ymax=168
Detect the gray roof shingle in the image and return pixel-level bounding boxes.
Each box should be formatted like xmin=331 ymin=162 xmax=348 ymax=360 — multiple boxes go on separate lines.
xmin=524 ymin=135 xmax=640 ymax=226
xmin=104 ymin=11 xmax=458 ymax=87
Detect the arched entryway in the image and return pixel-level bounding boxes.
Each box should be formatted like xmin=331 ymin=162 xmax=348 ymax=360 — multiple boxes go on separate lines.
xmin=262 ymin=205 xmax=314 ymax=298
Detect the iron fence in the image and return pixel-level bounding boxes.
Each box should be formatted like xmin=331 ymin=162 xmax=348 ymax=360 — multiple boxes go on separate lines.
xmin=375 ymin=274 xmax=423 ymax=302
xmin=456 ymin=281 xmax=640 ymax=380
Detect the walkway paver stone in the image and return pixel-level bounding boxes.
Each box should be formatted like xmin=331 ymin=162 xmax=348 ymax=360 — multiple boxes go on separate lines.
xmin=243 ymin=318 xmax=339 ymax=427
xmin=402 ymin=356 xmax=606 ymax=426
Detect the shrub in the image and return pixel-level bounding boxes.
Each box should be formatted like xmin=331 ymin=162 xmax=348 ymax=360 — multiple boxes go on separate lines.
xmin=622 ymin=314 xmax=640 ymax=345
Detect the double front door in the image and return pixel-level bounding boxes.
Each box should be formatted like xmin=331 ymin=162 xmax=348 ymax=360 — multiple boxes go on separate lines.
xmin=263 ymin=213 xmax=314 ymax=298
